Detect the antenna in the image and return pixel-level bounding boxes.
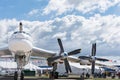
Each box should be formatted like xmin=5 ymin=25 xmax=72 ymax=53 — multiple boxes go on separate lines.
xmin=19 ymin=22 xmax=23 ymax=32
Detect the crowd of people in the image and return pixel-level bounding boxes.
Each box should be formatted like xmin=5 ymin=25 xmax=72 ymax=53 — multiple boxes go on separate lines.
xmin=80 ymin=71 xmax=120 ymax=79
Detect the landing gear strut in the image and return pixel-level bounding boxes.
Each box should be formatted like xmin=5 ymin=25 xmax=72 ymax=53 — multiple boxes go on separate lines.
xmin=49 ymin=62 xmax=59 ymax=79
xmin=14 ymin=55 xmax=26 ymax=80
xmin=14 ymin=71 xmax=18 ymax=80
xmin=49 ymin=71 xmax=59 ymax=79
xmin=14 ymin=70 xmax=24 ymax=80
xmin=20 ymin=71 xmax=24 ymax=80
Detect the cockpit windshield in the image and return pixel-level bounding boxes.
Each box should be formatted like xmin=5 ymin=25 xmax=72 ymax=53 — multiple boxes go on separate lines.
xmin=13 ymin=31 xmax=30 ymax=36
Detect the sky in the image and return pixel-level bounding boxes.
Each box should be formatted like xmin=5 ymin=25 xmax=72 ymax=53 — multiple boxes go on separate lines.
xmin=0 ymin=0 xmax=120 ymax=56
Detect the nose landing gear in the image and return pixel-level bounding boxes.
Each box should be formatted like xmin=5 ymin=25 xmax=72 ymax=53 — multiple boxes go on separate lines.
xmin=14 ymin=71 xmax=18 ymax=80
xmin=14 ymin=70 xmax=24 ymax=80
xmin=20 ymin=71 xmax=24 ymax=80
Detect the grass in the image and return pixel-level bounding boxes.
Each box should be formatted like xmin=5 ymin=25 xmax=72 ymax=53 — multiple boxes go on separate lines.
xmin=24 ymin=75 xmax=120 ymax=80
xmin=91 ymin=78 xmax=120 ymax=80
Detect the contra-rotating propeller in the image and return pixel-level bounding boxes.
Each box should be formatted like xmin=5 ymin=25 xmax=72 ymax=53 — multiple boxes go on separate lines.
xmin=47 ymin=38 xmax=81 ymax=73
xmin=78 ymin=43 xmax=109 ymax=75
xmin=91 ymin=43 xmax=96 ymax=75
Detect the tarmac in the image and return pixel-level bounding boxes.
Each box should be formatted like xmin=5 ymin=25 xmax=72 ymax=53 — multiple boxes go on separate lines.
xmin=1 ymin=75 xmax=119 ymax=80
xmin=0 ymin=75 xmax=84 ymax=80
xmin=0 ymin=77 xmax=80 ymax=80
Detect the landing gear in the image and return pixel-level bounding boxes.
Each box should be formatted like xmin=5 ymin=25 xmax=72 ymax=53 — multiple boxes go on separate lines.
xmin=14 ymin=71 xmax=18 ymax=80
xmin=49 ymin=62 xmax=59 ymax=79
xmin=49 ymin=71 xmax=59 ymax=79
xmin=47 ymin=61 xmax=59 ymax=79
xmin=20 ymin=71 xmax=24 ymax=80
xmin=14 ymin=70 xmax=24 ymax=80
xmin=14 ymin=55 xmax=26 ymax=80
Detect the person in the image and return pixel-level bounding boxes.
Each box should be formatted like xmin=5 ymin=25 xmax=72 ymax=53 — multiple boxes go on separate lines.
xmin=111 ymin=72 xmax=115 ymax=79
xmin=103 ymin=72 xmax=106 ymax=78
xmin=86 ymin=72 xmax=90 ymax=78
xmin=82 ymin=72 xmax=84 ymax=77
xmin=117 ymin=72 xmax=120 ymax=79
xmin=80 ymin=72 xmax=84 ymax=80
xmin=98 ymin=71 xmax=102 ymax=78
xmin=118 ymin=72 xmax=120 ymax=79
xmin=38 ymin=70 xmax=41 ymax=76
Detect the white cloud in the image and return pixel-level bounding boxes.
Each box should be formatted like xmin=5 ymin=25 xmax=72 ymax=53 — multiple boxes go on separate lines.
xmin=0 ymin=14 xmax=120 ymax=55
xmin=43 ymin=0 xmax=120 ymax=15
xmin=52 ymin=32 xmax=67 ymax=40
xmin=28 ymin=9 xmax=39 ymax=16
xmin=43 ymin=0 xmax=71 ymax=15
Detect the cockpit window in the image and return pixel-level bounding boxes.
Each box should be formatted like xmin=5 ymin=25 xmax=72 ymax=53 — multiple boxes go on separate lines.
xmin=13 ymin=31 xmax=30 ymax=36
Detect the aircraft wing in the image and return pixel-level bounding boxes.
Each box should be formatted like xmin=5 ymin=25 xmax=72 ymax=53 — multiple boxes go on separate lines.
xmin=67 ymin=56 xmax=80 ymax=63
xmin=31 ymin=47 xmax=56 ymax=58
xmin=0 ymin=47 xmax=12 ymax=56
xmin=67 ymin=56 xmax=92 ymax=65
xmin=96 ymin=57 xmax=109 ymax=61
xmin=95 ymin=62 xmax=106 ymax=66
xmin=67 ymin=56 xmax=108 ymax=66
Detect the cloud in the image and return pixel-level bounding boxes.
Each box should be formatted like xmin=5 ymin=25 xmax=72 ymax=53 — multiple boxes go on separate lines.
xmin=0 ymin=19 xmax=19 ymax=45
xmin=43 ymin=0 xmax=120 ymax=15
xmin=0 ymin=14 xmax=120 ymax=56
xmin=43 ymin=0 xmax=73 ymax=15
xmin=28 ymin=9 xmax=39 ymax=16
xmin=26 ymin=9 xmax=41 ymax=18
xmin=52 ymin=32 xmax=67 ymax=40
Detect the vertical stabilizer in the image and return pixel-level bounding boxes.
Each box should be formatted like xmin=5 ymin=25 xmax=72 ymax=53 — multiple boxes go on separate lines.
xmin=19 ymin=22 xmax=23 ymax=32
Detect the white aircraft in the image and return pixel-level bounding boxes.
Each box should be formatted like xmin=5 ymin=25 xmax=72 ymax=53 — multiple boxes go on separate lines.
xmin=0 ymin=22 xmax=81 ymax=80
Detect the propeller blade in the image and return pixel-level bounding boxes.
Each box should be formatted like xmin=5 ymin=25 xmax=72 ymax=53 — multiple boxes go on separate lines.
xmin=91 ymin=43 xmax=96 ymax=56
xmin=47 ymin=56 xmax=62 ymax=62
xmin=94 ymin=43 xmax=96 ymax=56
xmin=57 ymin=38 xmax=64 ymax=55
xmin=64 ymin=58 xmax=72 ymax=73
xmin=79 ymin=56 xmax=91 ymax=60
xmin=91 ymin=60 xmax=95 ymax=75
xmin=96 ymin=57 xmax=109 ymax=61
xmin=68 ymin=49 xmax=81 ymax=55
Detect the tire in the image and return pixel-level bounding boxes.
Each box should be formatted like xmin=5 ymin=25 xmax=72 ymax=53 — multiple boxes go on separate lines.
xmin=54 ymin=72 xmax=58 ymax=79
xmin=20 ymin=71 xmax=24 ymax=80
xmin=14 ymin=71 xmax=18 ymax=80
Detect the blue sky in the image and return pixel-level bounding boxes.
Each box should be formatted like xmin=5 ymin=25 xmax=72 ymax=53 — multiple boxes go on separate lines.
xmin=0 ymin=0 xmax=120 ymax=21
xmin=0 ymin=0 xmax=120 ymax=56
xmin=0 ymin=0 xmax=49 ymax=20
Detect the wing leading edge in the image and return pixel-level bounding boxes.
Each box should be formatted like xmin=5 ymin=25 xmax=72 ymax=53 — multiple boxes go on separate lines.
xmin=0 ymin=47 xmax=12 ymax=56
xmin=31 ymin=47 xmax=56 ymax=58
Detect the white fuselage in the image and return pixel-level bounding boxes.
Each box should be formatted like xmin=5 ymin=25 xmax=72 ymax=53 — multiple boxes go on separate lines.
xmin=8 ymin=31 xmax=33 ymax=56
